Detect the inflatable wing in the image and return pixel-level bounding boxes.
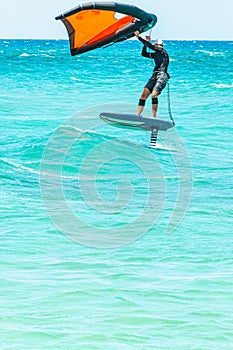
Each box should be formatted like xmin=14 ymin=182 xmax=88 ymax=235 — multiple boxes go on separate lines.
xmin=55 ymin=2 xmax=157 ymax=56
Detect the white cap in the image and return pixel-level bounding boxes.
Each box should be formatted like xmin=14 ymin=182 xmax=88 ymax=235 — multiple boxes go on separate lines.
xmin=154 ymin=39 xmax=163 ymax=46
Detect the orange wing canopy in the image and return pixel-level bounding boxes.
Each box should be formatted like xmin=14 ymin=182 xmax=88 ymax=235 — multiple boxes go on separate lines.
xmin=55 ymin=2 xmax=157 ymax=55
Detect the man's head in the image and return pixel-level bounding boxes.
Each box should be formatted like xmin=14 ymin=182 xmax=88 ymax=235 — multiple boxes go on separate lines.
xmin=153 ymin=39 xmax=163 ymax=47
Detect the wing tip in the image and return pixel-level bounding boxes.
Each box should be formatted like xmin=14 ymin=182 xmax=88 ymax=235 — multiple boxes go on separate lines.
xmin=55 ymin=14 xmax=64 ymax=21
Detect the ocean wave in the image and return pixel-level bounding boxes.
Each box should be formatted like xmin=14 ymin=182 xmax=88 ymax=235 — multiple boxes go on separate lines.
xmin=19 ymin=53 xmax=54 ymax=58
xmin=194 ymin=49 xmax=225 ymax=56
xmin=210 ymin=83 xmax=233 ymax=89
xmin=0 ymin=157 xmax=40 ymax=175
xmin=19 ymin=53 xmax=30 ymax=57
xmin=0 ymin=157 xmax=81 ymax=183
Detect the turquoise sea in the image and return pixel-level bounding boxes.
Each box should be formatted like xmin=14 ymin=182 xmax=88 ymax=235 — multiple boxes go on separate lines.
xmin=1 ymin=39 xmax=233 ymax=349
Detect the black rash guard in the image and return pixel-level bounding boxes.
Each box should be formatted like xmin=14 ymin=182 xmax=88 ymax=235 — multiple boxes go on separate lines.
xmin=138 ymin=37 xmax=169 ymax=74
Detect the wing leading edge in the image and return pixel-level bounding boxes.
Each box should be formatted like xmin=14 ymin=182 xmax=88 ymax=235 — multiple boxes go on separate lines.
xmin=55 ymin=2 xmax=157 ymax=55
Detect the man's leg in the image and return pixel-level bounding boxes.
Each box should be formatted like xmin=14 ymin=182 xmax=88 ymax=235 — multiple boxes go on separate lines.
xmin=152 ymin=90 xmax=159 ymax=118
xmin=152 ymin=72 xmax=168 ymax=118
xmin=137 ymin=88 xmax=150 ymax=116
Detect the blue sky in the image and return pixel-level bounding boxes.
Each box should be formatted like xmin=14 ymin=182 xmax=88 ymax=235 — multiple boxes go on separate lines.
xmin=0 ymin=0 xmax=232 ymax=40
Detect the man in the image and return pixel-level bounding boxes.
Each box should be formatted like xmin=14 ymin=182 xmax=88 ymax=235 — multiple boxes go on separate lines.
xmin=134 ymin=30 xmax=170 ymax=118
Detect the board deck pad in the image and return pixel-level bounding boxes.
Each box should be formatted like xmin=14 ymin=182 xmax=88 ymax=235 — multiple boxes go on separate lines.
xmin=99 ymin=113 xmax=173 ymax=131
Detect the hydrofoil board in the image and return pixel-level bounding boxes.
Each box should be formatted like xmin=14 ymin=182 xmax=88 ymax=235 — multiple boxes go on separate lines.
xmin=99 ymin=112 xmax=173 ymax=131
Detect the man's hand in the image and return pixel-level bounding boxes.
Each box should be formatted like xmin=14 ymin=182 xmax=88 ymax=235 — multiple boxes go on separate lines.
xmin=134 ymin=30 xmax=140 ymax=38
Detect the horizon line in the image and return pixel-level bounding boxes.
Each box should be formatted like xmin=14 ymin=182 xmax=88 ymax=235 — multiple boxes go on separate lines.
xmin=1 ymin=38 xmax=233 ymax=41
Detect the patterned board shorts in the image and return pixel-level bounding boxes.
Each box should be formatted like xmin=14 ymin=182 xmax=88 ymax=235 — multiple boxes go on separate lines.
xmin=145 ymin=71 xmax=168 ymax=93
